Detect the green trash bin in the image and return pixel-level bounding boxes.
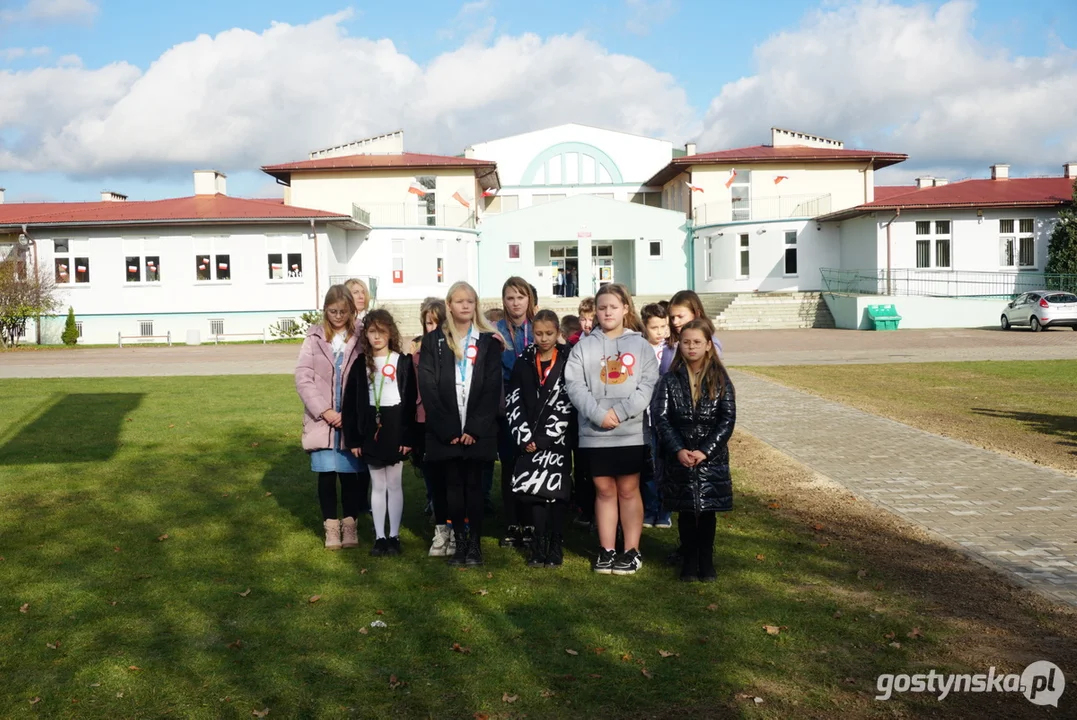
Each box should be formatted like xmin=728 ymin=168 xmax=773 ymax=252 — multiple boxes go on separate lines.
xmin=866 ymin=304 xmax=902 ymax=331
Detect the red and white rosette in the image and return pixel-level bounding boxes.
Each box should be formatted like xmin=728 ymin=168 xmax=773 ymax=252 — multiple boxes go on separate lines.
xmin=465 ymin=344 xmax=479 ymax=364
xmin=382 ymin=363 xmax=396 ymax=382
xmin=620 ymin=352 xmax=636 ymax=376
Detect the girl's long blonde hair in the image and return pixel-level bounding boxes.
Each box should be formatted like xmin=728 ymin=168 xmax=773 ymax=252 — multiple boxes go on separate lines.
xmin=322 ymin=284 xmax=357 ymax=344
xmin=443 ymin=281 xmax=496 ymax=360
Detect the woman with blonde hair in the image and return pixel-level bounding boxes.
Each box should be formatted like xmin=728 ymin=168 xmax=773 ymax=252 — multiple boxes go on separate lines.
xmin=417 ymin=281 xmax=503 ymax=566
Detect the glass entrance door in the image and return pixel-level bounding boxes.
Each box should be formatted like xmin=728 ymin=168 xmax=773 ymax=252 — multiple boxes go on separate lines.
xmin=592 ymin=244 xmax=613 ymax=288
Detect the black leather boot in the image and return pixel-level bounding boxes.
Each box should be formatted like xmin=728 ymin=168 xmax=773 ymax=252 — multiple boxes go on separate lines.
xmin=465 ymin=535 xmax=484 ymax=566
xmin=544 ymin=534 xmax=564 ymax=568
xmin=447 ymin=528 xmax=468 ymax=566
xmin=527 ymin=535 xmax=549 ymax=567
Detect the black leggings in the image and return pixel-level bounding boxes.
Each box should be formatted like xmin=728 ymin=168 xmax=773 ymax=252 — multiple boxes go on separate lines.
xmin=530 ymin=500 xmax=566 ymax=537
xmin=318 ymin=472 xmax=360 ymax=520
xmin=425 ymin=460 xmax=449 ymax=525
xmin=501 ymin=451 xmax=532 ymax=528
xmin=572 ymin=449 xmax=594 ymax=520
xmin=445 ymin=458 xmax=485 ymax=537
xmin=678 ymin=511 xmax=717 ymax=551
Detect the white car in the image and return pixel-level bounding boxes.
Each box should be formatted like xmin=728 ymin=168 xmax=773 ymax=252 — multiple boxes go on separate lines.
xmin=1001 ymin=291 xmax=1077 ymax=331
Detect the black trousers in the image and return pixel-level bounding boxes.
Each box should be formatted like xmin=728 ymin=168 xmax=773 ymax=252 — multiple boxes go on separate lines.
xmin=425 ymin=460 xmax=449 ymax=525
xmin=530 ymin=500 xmax=566 ymax=537
xmin=678 ymin=511 xmax=716 ymax=553
xmin=445 ymin=458 xmax=485 ymax=537
xmin=318 ymin=472 xmax=360 ymax=520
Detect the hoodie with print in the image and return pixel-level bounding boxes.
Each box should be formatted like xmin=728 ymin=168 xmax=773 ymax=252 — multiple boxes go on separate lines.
xmin=564 ymin=328 xmax=659 ymax=449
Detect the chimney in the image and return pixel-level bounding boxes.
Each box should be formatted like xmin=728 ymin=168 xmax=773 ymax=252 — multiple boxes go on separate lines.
xmin=100 ymin=190 xmax=127 ymax=202
xmin=915 ymin=176 xmax=934 ymax=189
xmin=1065 ymin=163 xmax=1077 ymax=179
xmin=990 ymin=164 xmax=1009 ymax=180
xmin=193 ymin=169 xmax=227 ymax=196
xmin=464 ymin=146 xmax=476 ymax=159
xmin=933 ymin=178 xmax=948 ymax=187
xmin=685 ymin=142 xmax=697 ymax=156
xmin=0 ymin=188 xmax=5 ymax=204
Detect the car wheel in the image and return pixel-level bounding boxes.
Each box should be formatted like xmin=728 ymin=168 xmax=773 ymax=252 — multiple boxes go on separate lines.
xmin=1000 ymin=314 xmax=1010 ymax=330
xmin=1030 ymin=316 xmax=1042 ymax=332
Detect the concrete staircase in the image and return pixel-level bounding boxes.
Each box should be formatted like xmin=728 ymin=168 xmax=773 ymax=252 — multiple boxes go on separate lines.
xmin=711 ymin=292 xmax=835 ymax=330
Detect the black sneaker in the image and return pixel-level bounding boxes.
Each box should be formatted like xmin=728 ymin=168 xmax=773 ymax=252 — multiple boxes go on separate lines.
xmin=370 ymin=537 xmax=388 ymax=557
xmin=612 ymin=549 xmax=643 ymax=575
xmin=386 ymin=536 xmax=402 ymax=556
xmin=593 ymin=548 xmax=616 ymax=574
xmin=499 ymin=525 xmax=521 ymax=548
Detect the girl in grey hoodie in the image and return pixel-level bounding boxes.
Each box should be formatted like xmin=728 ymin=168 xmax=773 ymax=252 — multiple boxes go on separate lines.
xmin=565 ymin=283 xmax=659 ymax=576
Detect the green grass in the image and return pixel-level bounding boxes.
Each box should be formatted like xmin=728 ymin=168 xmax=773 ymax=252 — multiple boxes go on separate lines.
xmin=743 ymin=360 xmax=1077 ymax=474
xmin=0 ymin=376 xmax=1051 ymax=718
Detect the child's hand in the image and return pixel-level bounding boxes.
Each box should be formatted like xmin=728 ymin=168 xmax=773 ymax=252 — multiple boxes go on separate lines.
xmin=460 ymin=433 xmax=476 ymax=446
xmin=689 ymin=450 xmax=707 ymax=465
xmin=322 ymin=409 xmax=343 ymax=428
xmin=399 ymin=446 xmax=411 ymax=455
xmin=600 ymin=408 xmax=620 ymax=430
xmin=351 ymin=448 xmax=362 ymax=457
xmin=525 ymin=442 xmax=537 ymax=453
xmin=677 ymin=449 xmax=696 ymax=468
xmin=450 ymin=437 xmax=460 ymax=445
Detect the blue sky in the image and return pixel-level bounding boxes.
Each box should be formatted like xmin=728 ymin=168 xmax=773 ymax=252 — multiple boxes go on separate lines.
xmin=1 ymin=0 xmax=1076 ymax=202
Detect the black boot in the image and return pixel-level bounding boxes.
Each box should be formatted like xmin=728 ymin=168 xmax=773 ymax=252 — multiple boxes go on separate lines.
xmin=499 ymin=525 xmax=521 ymax=548
xmin=465 ymin=535 xmax=484 ymax=566
xmin=447 ymin=528 xmax=468 ymax=566
xmin=679 ymin=515 xmax=698 ymax=582
xmin=544 ymin=534 xmax=564 ymax=568
xmin=527 ymin=535 xmax=549 ymax=567
xmin=521 ymin=525 xmax=536 ymax=547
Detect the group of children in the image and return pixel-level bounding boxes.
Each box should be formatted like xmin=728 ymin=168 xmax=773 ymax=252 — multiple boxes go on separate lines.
xmin=294 ymin=277 xmax=736 ymax=581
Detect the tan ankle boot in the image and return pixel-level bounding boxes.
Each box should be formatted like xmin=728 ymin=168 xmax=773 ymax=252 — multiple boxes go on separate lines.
xmin=323 ymin=519 xmax=342 ymax=550
xmin=341 ymin=517 xmax=359 ymax=549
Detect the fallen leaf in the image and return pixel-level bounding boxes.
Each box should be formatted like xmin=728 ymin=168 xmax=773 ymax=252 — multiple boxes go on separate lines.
xmin=588 ymin=673 xmax=603 ymax=679
xmin=873 ymin=582 xmax=884 ymax=590
xmin=907 ymin=627 xmax=923 ymax=639
xmin=360 ymin=568 xmax=368 ymax=575
xmin=128 ymin=665 xmax=140 ymax=671
xmin=358 ymin=627 xmax=369 ymax=635
xmin=308 ymin=595 xmax=321 ymax=604
xmin=252 ymin=709 xmax=270 ymax=718
xmin=473 ymin=589 xmax=489 ymax=596
xmin=46 ymin=642 xmax=60 ymax=650
xmin=565 ymin=648 xmax=578 ymax=656
xmin=818 ymin=542 xmax=831 ymax=548
xmin=450 ymin=643 xmax=471 ymax=654
xmin=832 ymin=611 xmax=843 ymax=619
xmin=811 ymin=522 xmax=825 ymax=531
xmin=560 ymin=674 xmax=577 ymax=681
xmin=473 ymin=714 xmax=490 ymax=720
xmin=157 ymin=534 xmax=169 ymax=542
xmin=658 ymin=649 xmax=679 ymax=658
xmin=763 ymin=625 xmax=782 ymax=635
xmin=264 ymin=491 xmax=272 ymax=497
xmin=641 ymin=667 xmax=653 ymax=679
xmin=755 ymin=554 xmax=766 ymax=561
xmin=116 ymin=692 xmax=124 ymax=698
xmin=889 ymin=641 xmax=902 ymax=649
xmin=126 ymin=418 xmax=133 ymax=423
xmin=114 ymin=546 xmax=121 ymax=553
xmin=0 ymin=556 xmax=5 ymax=561
xmin=502 ymin=692 xmax=519 ymax=703
xmin=19 ymin=603 xmax=29 ymax=614
xmin=767 ymin=501 xmax=781 ymax=509
xmin=754 ymin=697 xmax=764 ymax=705
xmin=706 ymin=603 xmax=718 ymax=611
xmin=375 ymin=609 xmax=384 ymax=615
xmin=486 ymin=572 xmax=493 ymax=579
xmin=108 ymin=601 xmax=118 ymax=606
xmin=168 ymin=424 xmax=175 ymax=429
xmin=89 ymin=683 xmax=100 ymax=688
xmin=844 ymin=677 xmax=856 ymax=685
xmin=227 ymin=639 xmax=243 ymax=650
xmin=249 ymin=442 xmax=260 ymax=448
xmin=856 ymin=569 xmax=868 ymax=579
xmin=621 ymin=653 xmax=633 ymax=662
xmin=541 ymin=689 xmax=556 ymax=697
xmin=29 ymin=697 xmax=41 ymax=705
xmin=389 ymin=675 xmax=406 ymax=689
xmin=238 ymin=588 xmax=251 ymax=597
xmin=884 ymin=631 xmax=896 ymax=640
xmin=592 ymin=647 xmax=606 ymax=654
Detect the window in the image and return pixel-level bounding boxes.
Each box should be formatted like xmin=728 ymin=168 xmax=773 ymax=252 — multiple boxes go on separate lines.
xmin=999 ymin=218 xmax=1035 ymax=268
xmin=914 ymin=219 xmax=951 ymax=269
xmin=738 ymin=234 xmax=750 ymax=278
xmin=145 ymin=256 xmax=160 ymax=282
xmin=550 ymin=246 xmax=565 ymax=259
xmin=287 ymin=253 xmax=303 ymax=278
xmin=196 ymin=255 xmax=212 ymax=281
xmin=53 ymin=239 xmax=89 ymax=284
xmin=591 ymin=245 xmax=612 ymax=257
xmin=436 ymin=239 xmax=445 ymax=284
xmin=416 ymin=176 xmax=436 ymax=226
xmin=484 ymin=195 xmax=519 ymax=213
xmin=126 ymin=256 xmax=141 ymax=283
xmin=139 ymin=321 xmax=154 ymax=337
xmin=730 ymin=170 xmax=751 ymax=221
xmin=532 ymin=194 xmax=567 ymax=205
xmin=648 ymin=240 xmax=662 ymax=258
xmin=704 ymin=238 xmax=713 ymax=281
xmin=593 ymin=193 xmax=615 ymax=200
xmin=268 ymin=253 xmax=283 ymax=279
xmin=392 ymin=239 xmax=404 ymax=284
xmin=122 ymin=238 xmax=161 ymax=283
xmin=215 ymin=255 xmax=231 ymax=281
xmin=210 ymin=319 xmax=224 ymax=336
xmin=783 ymin=230 xmax=798 ymax=276
xmin=267 ymin=235 xmax=304 ymax=281
xmin=278 ymin=318 xmax=297 ymax=334
xmin=508 ymin=243 xmax=521 ymax=260
xmin=74 ymin=321 xmax=83 ymax=339
xmin=630 ymin=192 xmax=662 ymax=207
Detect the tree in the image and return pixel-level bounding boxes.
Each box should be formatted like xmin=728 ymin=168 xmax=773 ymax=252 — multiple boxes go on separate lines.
xmin=1045 ymin=179 xmax=1077 ymax=286
xmin=61 ymin=306 xmax=79 ymax=346
xmin=0 ymin=253 xmax=61 ymax=347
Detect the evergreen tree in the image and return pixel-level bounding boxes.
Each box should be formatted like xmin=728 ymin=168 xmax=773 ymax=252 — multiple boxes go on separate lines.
xmin=1045 ymin=180 xmax=1077 ymax=282
xmin=61 ymin=306 xmax=79 ymax=345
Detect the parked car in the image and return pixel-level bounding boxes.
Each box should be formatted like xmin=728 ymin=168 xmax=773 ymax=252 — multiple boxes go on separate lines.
xmin=1001 ymin=291 xmax=1077 ymax=331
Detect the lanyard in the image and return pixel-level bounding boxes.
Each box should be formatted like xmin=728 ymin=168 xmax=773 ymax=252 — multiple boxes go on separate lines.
xmin=507 ymin=320 xmax=529 ymax=356
xmin=373 ymin=352 xmax=397 ymax=418
xmin=535 ymin=347 xmax=557 ymax=386
xmin=456 ymin=326 xmax=474 ymax=384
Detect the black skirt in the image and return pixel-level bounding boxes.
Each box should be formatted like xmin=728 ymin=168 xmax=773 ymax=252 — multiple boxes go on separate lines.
xmin=586 ymin=445 xmax=646 ymax=478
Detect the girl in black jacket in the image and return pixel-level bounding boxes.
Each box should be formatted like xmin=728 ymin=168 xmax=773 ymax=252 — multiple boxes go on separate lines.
xmin=506 ymin=309 xmax=575 ymax=568
xmin=342 ymin=309 xmax=417 ymax=557
xmin=418 ymin=281 xmax=504 ymax=567
xmin=651 ymin=319 xmax=736 ymax=582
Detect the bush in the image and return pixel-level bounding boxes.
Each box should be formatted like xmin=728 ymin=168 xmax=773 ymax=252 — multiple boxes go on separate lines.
xmin=61 ymin=307 xmax=79 ymax=346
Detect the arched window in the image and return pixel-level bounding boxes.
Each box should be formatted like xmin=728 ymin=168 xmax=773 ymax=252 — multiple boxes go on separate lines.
xmin=521 ymin=142 xmax=624 ymax=186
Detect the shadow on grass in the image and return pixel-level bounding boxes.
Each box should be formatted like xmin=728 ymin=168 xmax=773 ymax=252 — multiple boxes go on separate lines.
xmin=971 ymin=407 xmax=1077 ymax=455
xmin=0 ymin=392 xmax=144 ymax=465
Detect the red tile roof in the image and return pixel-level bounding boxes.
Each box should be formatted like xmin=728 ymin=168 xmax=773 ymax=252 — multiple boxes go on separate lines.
xmin=261 ymin=152 xmax=499 ymax=184
xmin=0 ymin=195 xmax=351 ymax=228
xmin=821 ymin=177 xmax=1076 ymax=220
xmin=873 ymin=185 xmax=917 ymax=200
xmin=645 ymin=144 xmax=908 ymax=185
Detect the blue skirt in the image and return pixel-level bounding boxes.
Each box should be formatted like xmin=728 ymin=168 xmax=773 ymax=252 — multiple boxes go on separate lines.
xmin=310 ymin=449 xmax=365 ymax=474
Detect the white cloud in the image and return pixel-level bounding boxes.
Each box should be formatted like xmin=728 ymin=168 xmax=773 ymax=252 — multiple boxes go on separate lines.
xmin=1 ymin=0 xmax=99 ymax=23
xmin=460 ymin=0 xmax=491 ymax=13
xmin=698 ymin=0 xmax=1077 ymax=175
xmin=0 ymin=10 xmax=698 ymax=177
xmin=1 ymin=48 xmax=27 ymax=61
xmin=31 ymin=46 xmax=51 ymax=56
xmin=624 ymin=0 xmax=675 ymax=36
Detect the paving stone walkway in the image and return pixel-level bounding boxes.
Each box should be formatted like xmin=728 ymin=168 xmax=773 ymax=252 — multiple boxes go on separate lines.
xmin=730 ymin=370 xmax=1077 ymax=608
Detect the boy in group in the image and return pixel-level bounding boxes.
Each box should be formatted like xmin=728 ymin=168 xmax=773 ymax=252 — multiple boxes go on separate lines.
xmin=560 ymin=315 xmax=581 ymax=344
xmin=640 ymin=303 xmax=672 ymax=529
xmin=568 ymin=297 xmax=595 ymax=345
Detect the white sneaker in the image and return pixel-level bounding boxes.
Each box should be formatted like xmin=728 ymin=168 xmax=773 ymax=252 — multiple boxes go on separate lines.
xmin=428 ymin=524 xmax=450 ymax=557
xmin=446 ymin=526 xmax=457 ymax=556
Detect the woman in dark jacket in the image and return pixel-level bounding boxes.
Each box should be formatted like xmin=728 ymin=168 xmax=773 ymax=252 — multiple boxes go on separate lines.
xmin=652 ymin=319 xmax=736 ymax=583
xmin=418 ymin=282 xmax=504 ymax=567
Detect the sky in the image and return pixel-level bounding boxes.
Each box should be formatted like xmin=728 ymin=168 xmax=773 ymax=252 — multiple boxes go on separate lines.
xmin=0 ymin=0 xmax=1075 ymax=202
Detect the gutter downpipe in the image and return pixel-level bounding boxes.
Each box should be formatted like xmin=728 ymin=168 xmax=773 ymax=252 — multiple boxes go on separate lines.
xmin=22 ymin=224 xmax=41 ymax=345
xmin=311 ymin=218 xmax=320 ymax=307
xmin=686 ymin=171 xmax=696 ymax=291
xmin=884 ymin=209 xmax=900 ymax=296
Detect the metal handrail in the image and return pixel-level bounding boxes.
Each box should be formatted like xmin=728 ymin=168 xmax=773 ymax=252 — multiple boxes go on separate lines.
xmin=820 ymin=268 xmax=1077 ymax=298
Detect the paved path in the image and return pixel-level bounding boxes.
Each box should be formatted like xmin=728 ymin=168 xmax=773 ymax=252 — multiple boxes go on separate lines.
xmin=2 ymin=328 xmax=1075 ymax=378
xmin=731 ymin=370 xmax=1077 ymax=607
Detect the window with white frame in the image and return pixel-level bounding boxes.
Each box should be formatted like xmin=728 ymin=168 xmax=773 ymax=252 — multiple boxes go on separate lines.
xmin=914 ymin=220 xmax=951 ymax=269
xmin=630 ymin=192 xmax=662 ymax=207
xmin=210 ymin=319 xmax=224 ymax=336
xmin=266 ymin=235 xmax=304 ymax=280
xmin=278 ymin=318 xmax=297 ymax=334
xmin=139 ymin=320 xmax=154 ymax=337
xmin=436 ymin=239 xmax=445 ymax=284
xmin=74 ymin=321 xmax=83 ymax=339
xmin=392 ymin=239 xmax=405 ymax=283
xmin=484 ymin=195 xmax=519 ymax=214
xmin=783 ymin=230 xmax=798 ymax=276
xmin=730 ymin=170 xmax=751 ymax=221
xmin=507 ymin=242 xmax=521 ymax=261
xmin=416 ymin=176 xmax=436 ymax=226
xmin=737 ymin=233 xmax=750 ymax=278
xmin=999 ymin=218 xmax=1036 ymax=269
xmin=195 ymin=237 xmax=232 ymax=282
xmin=648 ymin=240 xmax=662 ymax=258
xmin=532 ymin=194 xmax=567 ymax=206
xmin=122 ymin=237 xmax=161 ymax=283
xmin=53 ymin=238 xmax=91 ymax=284
xmin=704 ymin=238 xmax=713 ymax=281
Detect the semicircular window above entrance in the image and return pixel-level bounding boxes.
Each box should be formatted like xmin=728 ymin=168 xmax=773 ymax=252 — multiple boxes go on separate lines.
xmin=521 ymin=142 xmax=624 ymax=186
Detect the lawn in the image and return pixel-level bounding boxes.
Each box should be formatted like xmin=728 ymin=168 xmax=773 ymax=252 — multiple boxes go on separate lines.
xmin=0 ymin=376 xmax=1073 ymax=719
xmin=743 ymin=360 xmax=1077 ymax=474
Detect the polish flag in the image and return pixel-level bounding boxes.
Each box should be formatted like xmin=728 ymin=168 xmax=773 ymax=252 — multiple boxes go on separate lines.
xmin=218 ymin=263 xmax=228 ymax=270
xmin=684 ymin=181 xmax=704 ymax=193
xmin=774 ymin=175 xmax=789 ymax=185
xmin=482 ymin=188 xmax=498 ymax=198
xmin=408 ymin=182 xmax=427 ymax=196
xmin=724 ymin=168 xmax=738 ymax=189
xmin=198 ymin=264 xmax=206 ymax=271
xmin=128 ymin=265 xmax=138 ymax=272
xmin=270 ymin=263 xmax=282 ymax=270
xmin=452 ymin=191 xmax=470 ymax=208
xmin=77 ymin=265 xmax=87 ymax=272
xmin=291 ymin=264 xmax=299 ymax=270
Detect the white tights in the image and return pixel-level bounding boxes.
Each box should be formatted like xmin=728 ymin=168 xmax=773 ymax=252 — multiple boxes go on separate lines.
xmin=369 ymin=462 xmax=404 ymax=539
